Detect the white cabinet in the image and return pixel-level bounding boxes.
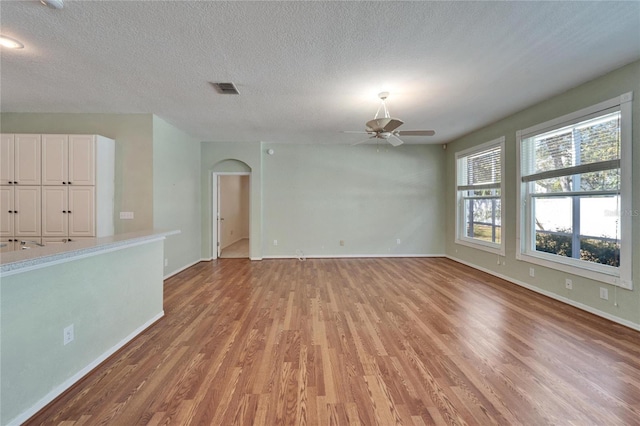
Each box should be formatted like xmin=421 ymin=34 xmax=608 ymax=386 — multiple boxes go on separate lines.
xmin=1 ymin=134 xmax=41 ymax=185
xmin=43 ymin=236 xmax=93 ymax=245
xmin=1 ymin=133 xmax=114 ymax=252
xmin=0 ymin=186 xmax=41 ymax=237
xmin=1 ymin=238 xmax=20 ymax=252
xmin=43 ymin=135 xmax=96 ymax=186
xmin=0 ymin=186 xmax=13 ymax=236
xmin=43 ymin=186 xmax=95 ymax=238
xmin=42 ymin=186 xmax=68 ymax=238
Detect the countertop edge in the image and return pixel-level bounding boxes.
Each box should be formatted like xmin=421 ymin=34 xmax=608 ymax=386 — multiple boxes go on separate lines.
xmin=1 ymin=229 xmax=180 ymax=276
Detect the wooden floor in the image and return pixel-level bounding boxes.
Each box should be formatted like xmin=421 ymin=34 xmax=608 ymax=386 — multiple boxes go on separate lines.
xmin=27 ymin=258 xmax=640 ymax=425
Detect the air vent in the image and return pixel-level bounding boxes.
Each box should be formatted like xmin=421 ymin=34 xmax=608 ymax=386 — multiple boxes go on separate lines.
xmin=211 ymin=82 xmax=240 ymax=95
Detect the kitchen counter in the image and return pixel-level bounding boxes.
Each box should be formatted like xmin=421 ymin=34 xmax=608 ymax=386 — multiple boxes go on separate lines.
xmin=1 ymin=228 xmax=178 ymax=425
xmin=0 ymin=229 xmax=179 ymax=276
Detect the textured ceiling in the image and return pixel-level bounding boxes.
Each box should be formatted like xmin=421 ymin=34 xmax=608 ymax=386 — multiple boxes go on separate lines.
xmin=1 ymin=1 xmax=639 ymax=145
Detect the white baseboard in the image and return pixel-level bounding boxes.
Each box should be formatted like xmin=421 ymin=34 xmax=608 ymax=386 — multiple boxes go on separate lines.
xmin=164 ymin=258 xmax=209 ymax=279
xmin=263 ymin=254 xmax=445 ymax=259
xmin=446 ymin=255 xmax=640 ymax=332
xmin=9 ymin=311 xmax=165 ymax=426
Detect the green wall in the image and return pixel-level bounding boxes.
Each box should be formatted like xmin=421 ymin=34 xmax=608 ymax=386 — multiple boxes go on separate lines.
xmin=152 ymin=116 xmax=202 ymax=275
xmin=444 ymin=60 xmax=640 ymax=328
xmin=0 ymin=113 xmax=154 ymax=234
xmin=200 ymin=142 xmax=446 ymax=259
xmin=0 ymin=240 xmax=165 ymax=425
xmin=262 ymin=143 xmax=445 ymax=257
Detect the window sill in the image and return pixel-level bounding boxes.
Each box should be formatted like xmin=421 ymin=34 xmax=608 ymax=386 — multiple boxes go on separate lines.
xmin=516 ymin=251 xmax=632 ymax=290
xmin=455 ymin=238 xmax=505 ymax=256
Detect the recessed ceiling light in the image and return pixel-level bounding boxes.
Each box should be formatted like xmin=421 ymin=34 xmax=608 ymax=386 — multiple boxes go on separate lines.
xmin=40 ymin=0 xmax=64 ymax=9
xmin=0 ymin=35 xmax=24 ymax=49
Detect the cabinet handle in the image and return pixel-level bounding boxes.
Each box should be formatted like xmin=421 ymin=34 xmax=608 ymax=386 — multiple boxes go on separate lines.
xmin=68 ymin=210 xmax=72 ymax=213
xmin=63 ymin=210 xmax=67 ymax=213
xmin=63 ymin=182 xmax=67 ymax=185
xmin=7 ymin=211 xmax=11 ymax=214
xmin=14 ymin=210 xmax=18 ymax=213
xmin=68 ymin=182 xmax=72 ymax=185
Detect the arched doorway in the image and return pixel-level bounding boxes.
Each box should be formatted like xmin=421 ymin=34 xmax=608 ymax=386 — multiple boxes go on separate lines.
xmin=211 ymin=160 xmax=251 ymax=259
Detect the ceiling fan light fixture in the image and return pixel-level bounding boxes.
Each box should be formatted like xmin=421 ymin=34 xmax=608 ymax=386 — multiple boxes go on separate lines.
xmin=0 ymin=35 xmax=24 ymax=49
xmin=343 ymin=91 xmax=435 ymax=147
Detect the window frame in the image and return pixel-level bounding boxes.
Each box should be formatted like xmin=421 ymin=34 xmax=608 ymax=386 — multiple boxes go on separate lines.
xmin=455 ymin=136 xmax=506 ymax=256
xmin=516 ymin=92 xmax=633 ymax=289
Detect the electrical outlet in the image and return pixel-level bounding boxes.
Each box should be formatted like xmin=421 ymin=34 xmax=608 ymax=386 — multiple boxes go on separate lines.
xmin=164 ymin=258 xmax=168 ymax=267
xmin=63 ymin=324 xmax=74 ymax=345
xmin=565 ymin=279 xmax=573 ymax=289
xmin=119 ymin=211 xmax=134 ymax=220
xmin=396 ymin=239 xmax=401 ymax=245
xmin=340 ymin=240 xmax=345 ymax=246
xmin=529 ymin=268 xmax=535 ymax=277
xmin=600 ymin=287 xmax=609 ymax=300
xmin=273 ymin=239 xmax=278 ymax=246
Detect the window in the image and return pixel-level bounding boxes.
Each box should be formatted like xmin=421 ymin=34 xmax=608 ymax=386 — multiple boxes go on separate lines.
xmin=456 ymin=137 xmax=505 ymax=255
xmin=517 ymin=93 xmax=633 ymax=289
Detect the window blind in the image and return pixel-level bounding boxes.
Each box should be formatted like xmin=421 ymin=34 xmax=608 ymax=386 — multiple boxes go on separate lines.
xmin=458 ymin=146 xmax=501 ymax=191
xmin=521 ymin=110 xmax=621 ymax=183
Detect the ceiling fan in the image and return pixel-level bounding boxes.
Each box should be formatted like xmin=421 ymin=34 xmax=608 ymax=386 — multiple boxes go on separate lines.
xmin=344 ymin=92 xmax=435 ymax=146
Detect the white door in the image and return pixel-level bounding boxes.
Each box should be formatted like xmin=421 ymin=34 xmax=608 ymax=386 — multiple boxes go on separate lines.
xmin=216 ymin=176 xmax=222 ymax=257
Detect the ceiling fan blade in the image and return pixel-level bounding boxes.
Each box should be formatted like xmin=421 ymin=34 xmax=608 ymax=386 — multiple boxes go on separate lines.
xmin=351 ymin=135 xmax=377 ymax=146
xmin=388 ymin=134 xmax=404 ymax=147
xmin=396 ymin=130 xmax=436 ymax=136
xmin=382 ymin=118 xmax=404 ymax=133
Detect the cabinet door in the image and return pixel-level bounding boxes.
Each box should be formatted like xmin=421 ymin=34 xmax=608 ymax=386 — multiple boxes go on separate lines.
xmin=14 ymin=186 xmax=41 ymax=237
xmin=69 ymin=135 xmax=95 ymax=186
xmin=0 ymin=186 xmax=14 ymax=236
xmin=68 ymin=186 xmax=95 ymax=237
xmin=43 ymin=237 xmax=69 ymax=246
xmin=42 ymin=186 xmax=69 ymax=237
xmin=0 ymin=134 xmax=15 ymax=185
xmin=42 ymin=134 xmax=69 ymax=185
xmin=14 ymin=134 xmax=41 ymax=185
xmin=1 ymin=238 xmax=18 ymax=253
